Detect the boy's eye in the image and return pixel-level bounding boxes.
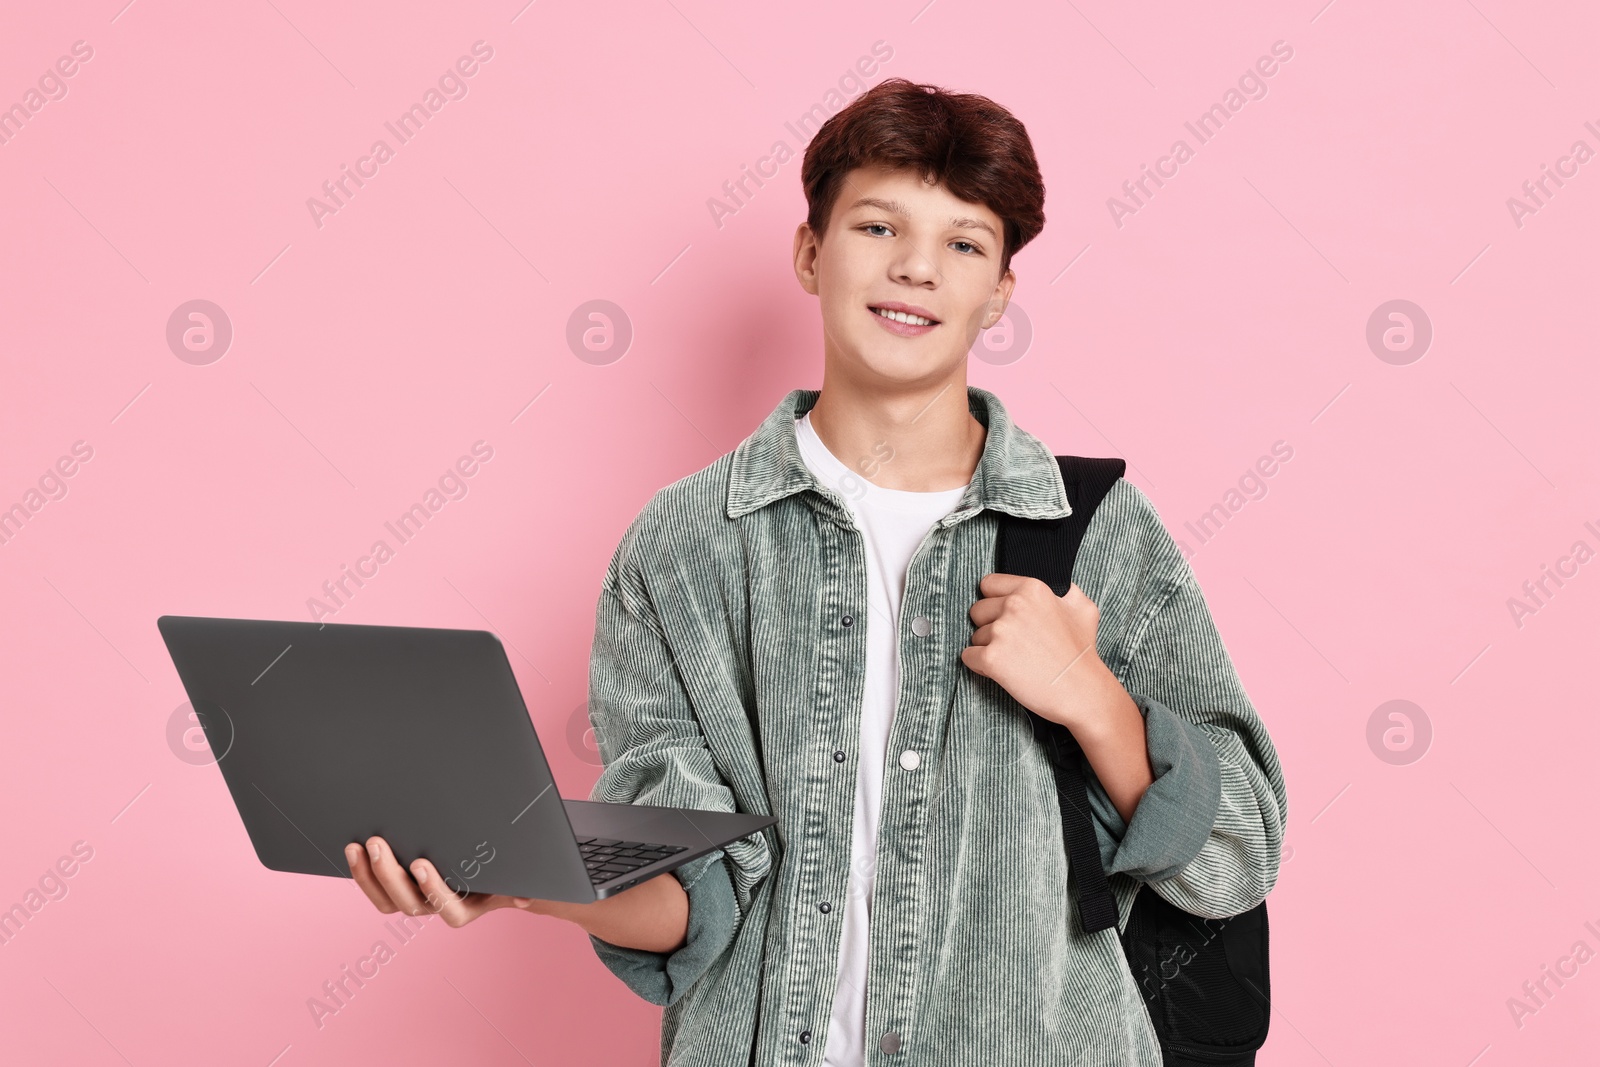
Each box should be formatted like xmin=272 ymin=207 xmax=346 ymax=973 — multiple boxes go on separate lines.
xmin=860 ymin=224 xmax=980 ymax=256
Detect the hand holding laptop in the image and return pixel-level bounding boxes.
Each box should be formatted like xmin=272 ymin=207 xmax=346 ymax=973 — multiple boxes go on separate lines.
xmin=344 ymin=833 xmax=693 ymax=953
xmin=344 ymin=835 xmax=535 ymax=923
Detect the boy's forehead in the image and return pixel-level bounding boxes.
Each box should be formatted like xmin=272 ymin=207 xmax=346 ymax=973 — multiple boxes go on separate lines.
xmin=835 ymin=165 xmax=1001 ymax=227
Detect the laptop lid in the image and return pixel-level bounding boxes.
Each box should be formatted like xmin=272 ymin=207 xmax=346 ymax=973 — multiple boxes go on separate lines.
xmin=156 ymin=615 xmax=600 ymax=902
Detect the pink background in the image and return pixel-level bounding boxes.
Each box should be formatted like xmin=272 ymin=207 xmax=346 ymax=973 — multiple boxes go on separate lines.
xmin=3 ymin=1 xmax=1598 ymax=1063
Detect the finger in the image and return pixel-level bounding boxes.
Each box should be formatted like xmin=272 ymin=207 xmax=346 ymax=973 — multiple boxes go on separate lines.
xmin=363 ymin=836 xmax=436 ymax=918
xmin=346 ymin=842 xmax=400 ymax=914
xmin=967 ymin=621 xmax=997 ymax=646
xmin=968 ymin=595 xmax=1006 ymax=627
xmin=978 ymin=572 xmax=1032 ymax=596
xmin=408 ymin=857 xmax=492 ymax=927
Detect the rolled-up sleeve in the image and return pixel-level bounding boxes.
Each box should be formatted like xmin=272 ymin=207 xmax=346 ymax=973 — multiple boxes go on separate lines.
xmin=583 ymin=579 xmax=764 ymax=1006
xmin=587 ymin=847 xmax=738 ymax=1007
xmin=1082 ymin=572 xmax=1289 ymax=919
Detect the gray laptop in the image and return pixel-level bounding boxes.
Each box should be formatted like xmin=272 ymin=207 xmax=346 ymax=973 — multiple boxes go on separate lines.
xmin=156 ymin=615 xmax=775 ymax=902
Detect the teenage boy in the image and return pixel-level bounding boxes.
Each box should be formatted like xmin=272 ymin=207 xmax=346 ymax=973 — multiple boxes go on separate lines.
xmin=346 ymin=77 xmax=1287 ymax=1066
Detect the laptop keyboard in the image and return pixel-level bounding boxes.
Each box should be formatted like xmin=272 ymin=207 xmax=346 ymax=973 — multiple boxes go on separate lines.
xmin=578 ymin=836 xmax=688 ymax=884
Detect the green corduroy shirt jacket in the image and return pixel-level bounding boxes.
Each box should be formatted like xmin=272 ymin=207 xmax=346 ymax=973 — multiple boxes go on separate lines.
xmin=584 ymin=385 xmax=1288 ymax=1066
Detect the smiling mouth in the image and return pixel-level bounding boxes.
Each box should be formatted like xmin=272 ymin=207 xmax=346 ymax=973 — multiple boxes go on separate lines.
xmin=869 ymin=306 xmax=940 ymax=327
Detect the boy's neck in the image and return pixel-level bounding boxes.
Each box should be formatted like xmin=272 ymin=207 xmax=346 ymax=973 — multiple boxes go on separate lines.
xmin=806 ymin=372 xmax=986 ymax=493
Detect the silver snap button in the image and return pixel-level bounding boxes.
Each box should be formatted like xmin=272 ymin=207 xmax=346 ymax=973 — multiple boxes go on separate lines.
xmin=879 ymin=1030 xmax=902 ymax=1054
xmin=898 ymin=749 xmax=920 ymax=771
xmin=819 ymin=900 xmax=832 ymax=913
xmin=833 ymin=750 xmax=846 ymax=763
xmin=909 ymin=615 xmax=932 ymax=637
xmin=841 ymin=614 xmax=854 ymax=627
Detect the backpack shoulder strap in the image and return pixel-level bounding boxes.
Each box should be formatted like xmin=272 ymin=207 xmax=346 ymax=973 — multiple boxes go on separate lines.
xmin=995 ymin=456 xmax=1127 ymax=596
xmin=1002 ymin=458 xmax=1274 ymax=1056
xmin=995 ymin=455 xmax=1126 ymax=934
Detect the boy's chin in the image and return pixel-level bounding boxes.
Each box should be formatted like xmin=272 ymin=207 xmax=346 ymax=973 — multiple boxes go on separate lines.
xmin=838 ymin=348 xmax=966 ymax=387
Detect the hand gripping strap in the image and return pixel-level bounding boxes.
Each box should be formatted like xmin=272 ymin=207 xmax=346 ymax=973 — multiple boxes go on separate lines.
xmin=995 ymin=456 xmax=1126 ymax=934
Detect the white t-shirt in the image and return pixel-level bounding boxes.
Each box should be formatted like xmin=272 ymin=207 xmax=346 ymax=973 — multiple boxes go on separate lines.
xmin=792 ymin=411 xmax=971 ymax=1067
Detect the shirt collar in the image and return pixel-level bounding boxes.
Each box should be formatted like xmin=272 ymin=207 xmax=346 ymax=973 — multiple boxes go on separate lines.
xmin=726 ymin=385 xmax=1072 ymax=526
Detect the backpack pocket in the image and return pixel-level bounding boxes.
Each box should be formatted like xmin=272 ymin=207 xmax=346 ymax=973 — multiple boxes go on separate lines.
xmin=1120 ymin=887 xmax=1270 ymax=1066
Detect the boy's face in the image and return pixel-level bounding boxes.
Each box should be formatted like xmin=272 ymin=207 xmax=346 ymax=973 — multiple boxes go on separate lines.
xmin=794 ymin=164 xmax=1016 ymax=391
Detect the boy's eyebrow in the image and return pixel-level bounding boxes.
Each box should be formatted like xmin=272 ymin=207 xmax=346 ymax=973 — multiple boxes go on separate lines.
xmin=847 ymin=196 xmax=998 ymax=239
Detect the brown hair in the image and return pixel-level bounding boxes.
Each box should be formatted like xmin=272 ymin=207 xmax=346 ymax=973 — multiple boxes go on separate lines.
xmin=801 ymin=77 xmax=1046 ymax=277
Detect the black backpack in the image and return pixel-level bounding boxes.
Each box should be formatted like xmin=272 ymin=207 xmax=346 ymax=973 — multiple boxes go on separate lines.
xmin=995 ymin=455 xmax=1272 ymax=1067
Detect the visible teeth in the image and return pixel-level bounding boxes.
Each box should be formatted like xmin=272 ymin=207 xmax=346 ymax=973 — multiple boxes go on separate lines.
xmin=872 ymin=307 xmax=935 ymax=326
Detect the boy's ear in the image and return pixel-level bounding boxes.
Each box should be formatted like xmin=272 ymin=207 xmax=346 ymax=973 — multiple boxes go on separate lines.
xmin=981 ymin=269 xmax=1018 ymax=328
xmin=793 ymin=223 xmax=820 ymax=295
